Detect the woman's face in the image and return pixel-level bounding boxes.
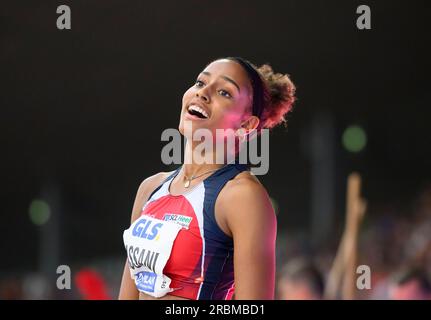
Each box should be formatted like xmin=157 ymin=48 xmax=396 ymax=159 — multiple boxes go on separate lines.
xmin=179 ymin=59 xmax=253 ymax=138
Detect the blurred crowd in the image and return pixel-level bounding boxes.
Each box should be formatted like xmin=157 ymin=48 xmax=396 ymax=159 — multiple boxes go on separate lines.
xmin=276 ymin=184 xmax=431 ymax=300
xmin=1 ymin=185 xmax=431 ymax=300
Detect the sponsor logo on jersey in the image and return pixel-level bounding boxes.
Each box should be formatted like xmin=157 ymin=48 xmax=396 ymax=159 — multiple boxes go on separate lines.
xmin=135 ymin=271 xmax=157 ymax=292
xmin=163 ymin=213 xmax=193 ymax=228
xmin=132 ymin=217 xmax=163 ymax=240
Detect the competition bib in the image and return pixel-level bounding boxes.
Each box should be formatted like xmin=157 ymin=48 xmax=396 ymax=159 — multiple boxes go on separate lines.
xmin=123 ymin=215 xmax=183 ymax=298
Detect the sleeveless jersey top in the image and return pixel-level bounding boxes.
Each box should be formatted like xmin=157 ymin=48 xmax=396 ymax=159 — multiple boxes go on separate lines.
xmin=123 ymin=163 xmax=249 ymax=300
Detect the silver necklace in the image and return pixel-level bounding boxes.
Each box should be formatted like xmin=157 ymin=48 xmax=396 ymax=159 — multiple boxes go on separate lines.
xmin=182 ymin=166 xmax=223 ymax=188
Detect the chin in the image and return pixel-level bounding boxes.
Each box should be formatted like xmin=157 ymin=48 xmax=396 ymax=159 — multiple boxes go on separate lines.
xmin=178 ymin=120 xmax=193 ymax=139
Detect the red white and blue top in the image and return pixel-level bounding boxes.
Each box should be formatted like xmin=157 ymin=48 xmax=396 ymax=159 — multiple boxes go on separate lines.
xmin=123 ymin=163 xmax=249 ymax=300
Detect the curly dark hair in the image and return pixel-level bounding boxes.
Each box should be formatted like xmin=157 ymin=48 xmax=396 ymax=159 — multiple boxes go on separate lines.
xmin=224 ymin=57 xmax=296 ymax=130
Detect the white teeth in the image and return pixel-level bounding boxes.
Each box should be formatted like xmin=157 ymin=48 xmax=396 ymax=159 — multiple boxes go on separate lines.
xmin=188 ymin=105 xmax=209 ymax=118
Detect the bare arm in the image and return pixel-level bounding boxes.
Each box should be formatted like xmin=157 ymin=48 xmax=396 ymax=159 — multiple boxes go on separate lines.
xmin=219 ymin=178 xmax=277 ymax=300
xmin=324 ymin=173 xmax=366 ymax=300
xmin=118 ymin=172 xmax=169 ymax=300
xmin=341 ymin=174 xmax=366 ymax=299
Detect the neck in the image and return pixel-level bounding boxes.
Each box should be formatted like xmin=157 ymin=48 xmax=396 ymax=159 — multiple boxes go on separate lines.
xmin=182 ymin=139 xmax=234 ymax=177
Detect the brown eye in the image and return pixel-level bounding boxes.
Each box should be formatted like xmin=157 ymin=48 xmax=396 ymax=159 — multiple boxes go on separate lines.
xmin=218 ymin=89 xmax=232 ymax=99
xmin=195 ymin=80 xmax=205 ymax=87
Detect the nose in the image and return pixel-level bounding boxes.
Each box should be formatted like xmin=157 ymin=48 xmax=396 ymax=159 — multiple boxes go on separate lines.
xmin=195 ymin=88 xmax=210 ymax=103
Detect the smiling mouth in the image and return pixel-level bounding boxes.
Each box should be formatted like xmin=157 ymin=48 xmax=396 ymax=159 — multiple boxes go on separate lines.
xmin=187 ymin=105 xmax=209 ymax=119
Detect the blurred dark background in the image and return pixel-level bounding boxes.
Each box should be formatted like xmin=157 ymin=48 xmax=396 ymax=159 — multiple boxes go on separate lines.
xmin=1 ymin=0 xmax=430 ymax=299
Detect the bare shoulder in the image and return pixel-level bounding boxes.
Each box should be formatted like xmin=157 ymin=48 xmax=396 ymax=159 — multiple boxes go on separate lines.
xmin=217 ymin=171 xmax=275 ymax=234
xmin=219 ymin=170 xmax=269 ymax=203
xmin=130 ymin=170 xmax=174 ymax=223
xmin=137 ymin=171 xmax=173 ymax=198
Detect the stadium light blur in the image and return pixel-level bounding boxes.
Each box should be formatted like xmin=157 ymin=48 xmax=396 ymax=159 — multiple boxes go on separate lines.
xmin=29 ymin=199 xmax=51 ymax=226
xmin=342 ymin=125 xmax=367 ymax=153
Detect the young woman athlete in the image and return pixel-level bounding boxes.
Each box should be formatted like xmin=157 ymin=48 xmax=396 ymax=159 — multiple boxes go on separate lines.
xmin=119 ymin=57 xmax=296 ymax=300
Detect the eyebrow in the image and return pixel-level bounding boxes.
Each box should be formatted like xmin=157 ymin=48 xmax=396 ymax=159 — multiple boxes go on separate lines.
xmin=201 ymin=71 xmax=241 ymax=93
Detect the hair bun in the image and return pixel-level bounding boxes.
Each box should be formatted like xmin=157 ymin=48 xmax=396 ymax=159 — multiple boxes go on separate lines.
xmin=258 ymin=64 xmax=296 ymax=129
